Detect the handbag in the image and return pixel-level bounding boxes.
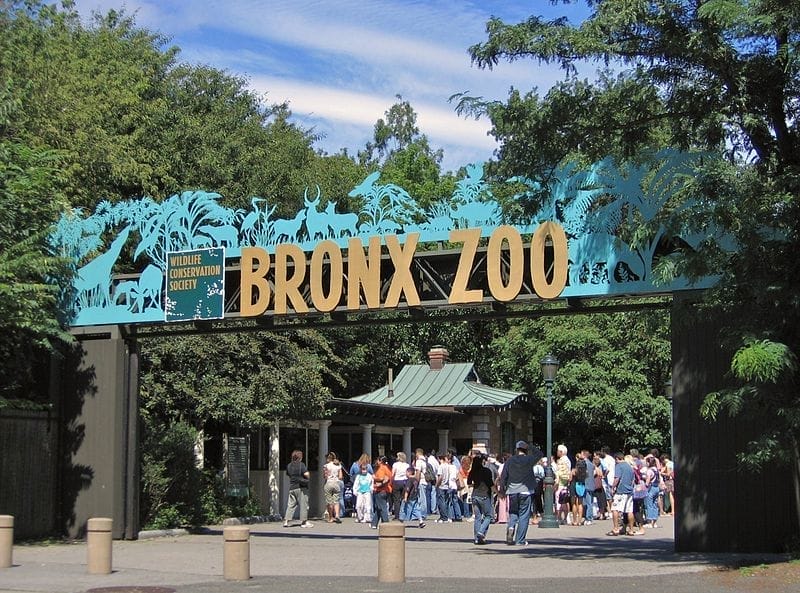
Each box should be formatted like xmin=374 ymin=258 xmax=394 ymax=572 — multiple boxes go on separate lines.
xmin=576 ymin=483 xmax=586 ymax=497
xmin=633 ymin=482 xmax=647 ymax=500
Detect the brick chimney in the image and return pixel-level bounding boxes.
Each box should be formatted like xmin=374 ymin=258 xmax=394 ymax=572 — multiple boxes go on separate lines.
xmin=428 ymin=346 xmax=449 ymax=370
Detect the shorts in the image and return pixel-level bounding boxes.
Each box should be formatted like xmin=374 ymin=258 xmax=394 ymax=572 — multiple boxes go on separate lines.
xmin=612 ymin=493 xmax=634 ymax=514
xmin=324 ymin=481 xmax=341 ymax=505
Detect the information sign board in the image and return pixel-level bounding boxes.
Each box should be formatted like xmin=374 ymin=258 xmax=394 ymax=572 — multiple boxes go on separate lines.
xmin=165 ymin=248 xmax=225 ymax=322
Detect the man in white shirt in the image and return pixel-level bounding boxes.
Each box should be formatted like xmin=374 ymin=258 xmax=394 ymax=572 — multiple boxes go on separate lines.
xmin=600 ymin=446 xmax=616 ymax=519
xmin=427 ymin=450 xmax=440 ymax=515
xmin=414 ymin=448 xmax=430 ymax=519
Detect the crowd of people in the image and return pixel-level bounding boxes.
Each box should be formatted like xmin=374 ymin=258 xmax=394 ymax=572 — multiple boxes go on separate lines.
xmin=282 ymin=443 xmax=676 ymax=545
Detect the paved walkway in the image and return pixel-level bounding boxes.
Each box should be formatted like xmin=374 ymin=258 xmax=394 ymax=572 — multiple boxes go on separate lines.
xmin=0 ymin=516 xmax=790 ymax=593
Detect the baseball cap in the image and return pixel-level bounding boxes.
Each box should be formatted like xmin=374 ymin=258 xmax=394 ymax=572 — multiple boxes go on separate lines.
xmin=515 ymin=440 xmax=529 ymax=450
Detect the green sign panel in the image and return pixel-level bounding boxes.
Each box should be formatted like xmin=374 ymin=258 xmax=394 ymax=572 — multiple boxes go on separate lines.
xmin=165 ymin=248 xmax=225 ymax=322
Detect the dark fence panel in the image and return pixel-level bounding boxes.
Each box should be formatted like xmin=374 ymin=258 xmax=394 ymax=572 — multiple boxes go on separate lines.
xmin=0 ymin=409 xmax=58 ymax=539
xmin=673 ymin=293 xmax=798 ymax=552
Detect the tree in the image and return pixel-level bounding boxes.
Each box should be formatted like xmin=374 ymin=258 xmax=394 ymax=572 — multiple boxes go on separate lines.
xmin=139 ymin=330 xmax=343 ymax=430
xmin=0 ymin=93 xmax=72 ymax=400
xmin=358 ymin=97 xmax=456 ymax=208
xmin=485 ymin=309 xmax=671 ymax=453
xmin=0 ymin=3 xmax=179 ymax=206
xmin=360 ymin=95 xmax=420 ymax=164
xmin=462 ymin=1 xmax=799 ymax=469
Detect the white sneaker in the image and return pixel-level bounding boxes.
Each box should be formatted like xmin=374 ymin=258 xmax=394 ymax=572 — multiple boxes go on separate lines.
xmin=300 ymin=522 xmax=313 ymax=528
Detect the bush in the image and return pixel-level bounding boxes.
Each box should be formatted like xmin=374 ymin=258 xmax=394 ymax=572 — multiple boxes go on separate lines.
xmin=140 ymin=419 xmax=262 ymax=529
xmin=140 ymin=420 xmax=204 ymax=529
xmin=198 ymin=471 xmax=261 ymax=525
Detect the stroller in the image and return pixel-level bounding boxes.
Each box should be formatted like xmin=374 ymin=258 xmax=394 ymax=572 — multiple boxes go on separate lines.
xmin=341 ymin=472 xmax=356 ymax=517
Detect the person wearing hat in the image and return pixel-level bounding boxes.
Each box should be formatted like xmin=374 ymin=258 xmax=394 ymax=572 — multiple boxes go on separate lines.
xmin=499 ymin=440 xmax=544 ymax=546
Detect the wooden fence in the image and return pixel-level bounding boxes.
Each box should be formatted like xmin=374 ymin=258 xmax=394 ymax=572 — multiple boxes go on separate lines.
xmin=0 ymin=409 xmax=58 ymax=539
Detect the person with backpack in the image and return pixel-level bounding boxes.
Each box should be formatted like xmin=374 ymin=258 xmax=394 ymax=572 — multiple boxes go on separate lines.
xmin=499 ymin=440 xmax=544 ymax=546
xmin=414 ymin=448 xmax=433 ymax=520
xmin=644 ymin=455 xmax=661 ymax=529
xmin=283 ymin=450 xmax=313 ymax=528
xmin=569 ymin=451 xmax=589 ymax=526
xmin=468 ymin=453 xmax=495 ymax=545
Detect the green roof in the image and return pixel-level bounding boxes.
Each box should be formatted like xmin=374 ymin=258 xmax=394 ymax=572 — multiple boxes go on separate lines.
xmin=351 ymin=362 xmax=526 ymax=409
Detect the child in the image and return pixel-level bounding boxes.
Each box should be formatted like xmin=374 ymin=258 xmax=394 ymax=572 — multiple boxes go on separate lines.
xmin=402 ymin=466 xmax=426 ymax=528
xmin=352 ymin=463 xmax=374 ymax=523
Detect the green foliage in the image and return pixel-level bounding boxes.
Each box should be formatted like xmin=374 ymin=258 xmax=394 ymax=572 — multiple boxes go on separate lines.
xmin=196 ymin=474 xmax=262 ymax=526
xmin=466 ymin=0 xmax=800 ymax=469
xmin=139 ymin=418 xmax=262 ymax=529
xmin=139 ymin=330 xmax=343 ymax=429
xmin=731 ymin=340 xmax=796 ymax=384
xmin=360 ymin=95 xmax=421 ymax=164
xmin=140 ymin=420 xmax=204 ymax=528
xmin=0 ymin=90 xmax=73 ymax=396
xmin=484 ymin=307 xmax=671 ymax=452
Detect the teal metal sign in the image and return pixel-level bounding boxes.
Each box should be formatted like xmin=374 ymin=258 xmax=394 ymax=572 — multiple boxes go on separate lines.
xmin=48 ymin=150 xmax=734 ymax=327
xmin=165 ymin=248 xmax=225 ymax=322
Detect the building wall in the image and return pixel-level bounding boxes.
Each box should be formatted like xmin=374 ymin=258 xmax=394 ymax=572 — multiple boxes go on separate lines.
xmin=448 ymin=408 xmax=532 ymax=456
xmin=59 ymin=328 xmax=138 ymax=539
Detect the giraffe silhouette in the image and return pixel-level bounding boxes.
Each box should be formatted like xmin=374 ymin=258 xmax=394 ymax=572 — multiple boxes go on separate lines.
xmin=74 ymin=226 xmax=131 ymax=309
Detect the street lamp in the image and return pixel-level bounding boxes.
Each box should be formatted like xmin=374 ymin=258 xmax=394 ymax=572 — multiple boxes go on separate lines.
xmin=539 ymin=354 xmax=560 ymax=529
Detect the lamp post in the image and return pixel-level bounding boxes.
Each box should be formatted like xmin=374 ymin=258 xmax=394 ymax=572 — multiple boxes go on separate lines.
xmin=539 ymin=354 xmax=560 ymax=529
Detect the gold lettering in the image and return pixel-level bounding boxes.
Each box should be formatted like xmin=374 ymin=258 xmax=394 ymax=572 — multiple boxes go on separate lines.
xmin=384 ymin=233 xmax=420 ymax=308
xmin=347 ymin=236 xmax=381 ymax=310
xmin=487 ymin=225 xmax=524 ymax=302
xmin=169 ymin=253 xmax=201 ymax=267
xmin=310 ymin=240 xmax=343 ymax=313
xmin=240 ymin=247 xmax=271 ymax=317
xmin=531 ymin=221 xmax=568 ymax=299
xmin=448 ymin=228 xmax=483 ymax=304
xmin=168 ymin=278 xmax=197 ymax=291
xmin=274 ymin=243 xmax=309 ymax=315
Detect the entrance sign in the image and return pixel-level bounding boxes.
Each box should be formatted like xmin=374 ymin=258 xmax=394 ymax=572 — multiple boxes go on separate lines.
xmin=49 ymin=150 xmax=730 ymax=328
xmin=165 ymin=248 xmax=225 ymax=322
xmin=238 ymin=222 xmax=569 ymax=316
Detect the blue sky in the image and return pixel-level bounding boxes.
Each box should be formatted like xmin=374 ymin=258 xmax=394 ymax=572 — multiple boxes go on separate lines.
xmin=74 ymin=1 xmax=591 ymax=172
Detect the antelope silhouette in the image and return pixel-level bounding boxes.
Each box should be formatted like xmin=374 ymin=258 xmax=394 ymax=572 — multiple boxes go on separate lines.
xmin=197 ymin=224 xmax=238 ymax=248
xmin=303 ymin=186 xmax=329 ymax=242
xmin=325 ymin=201 xmax=359 ymax=237
xmin=271 ymin=210 xmax=306 ymax=244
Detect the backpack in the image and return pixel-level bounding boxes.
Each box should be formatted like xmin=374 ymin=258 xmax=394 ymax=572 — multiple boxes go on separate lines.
xmin=575 ymin=459 xmax=588 ymax=482
xmin=423 ymin=461 xmax=436 ymax=484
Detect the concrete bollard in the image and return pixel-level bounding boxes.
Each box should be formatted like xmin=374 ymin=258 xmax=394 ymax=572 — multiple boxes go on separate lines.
xmin=223 ymin=525 xmax=250 ymax=581
xmin=377 ymin=521 xmax=405 ymax=583
xmin=0 ymin=515 xmax=13 ymax=568
xmin=86 ymin=517 xmax=113 ymax=575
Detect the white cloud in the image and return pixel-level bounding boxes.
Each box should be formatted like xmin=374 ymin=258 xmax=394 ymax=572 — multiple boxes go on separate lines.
xmin=250 ymin=75 xmax=497 ymax=169
xmin=72 ymin=0 xmax=578 ymax=170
